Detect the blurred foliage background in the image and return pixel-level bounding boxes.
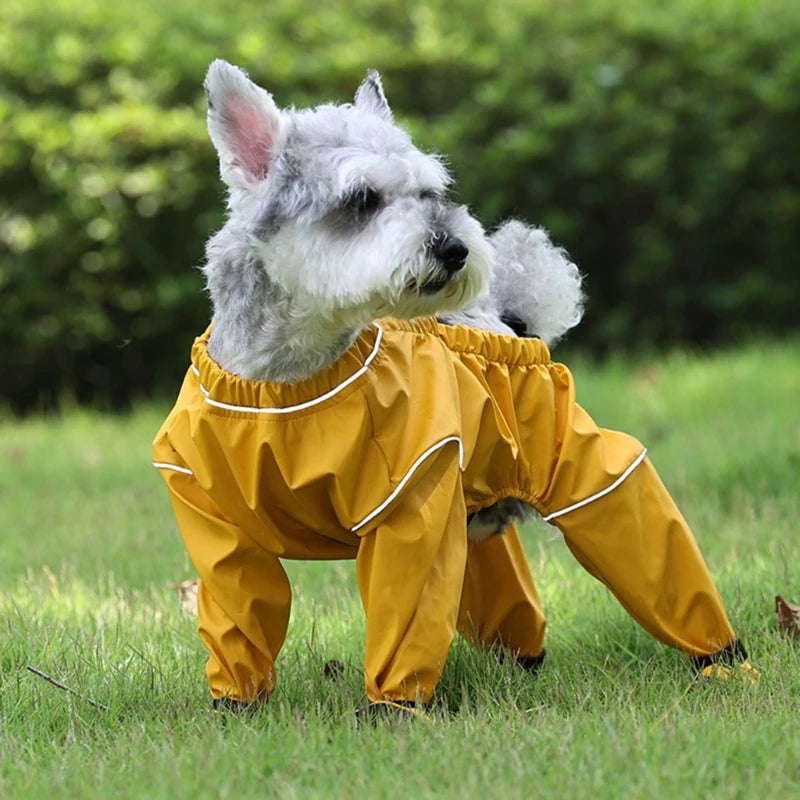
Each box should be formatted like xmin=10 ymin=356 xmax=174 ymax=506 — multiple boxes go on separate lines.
xmin=1 ymin=0 xmax=798 ymax=413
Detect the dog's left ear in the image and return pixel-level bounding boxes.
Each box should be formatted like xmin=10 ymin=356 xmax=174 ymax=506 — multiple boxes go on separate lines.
xmin=354 ymin=70 xmax=393 ymax=121
xmin=204 ymin=59 xmax=284 ymax=190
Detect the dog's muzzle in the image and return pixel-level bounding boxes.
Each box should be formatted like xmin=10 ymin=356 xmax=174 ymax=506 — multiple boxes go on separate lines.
xmin=420 ymin=233 xmax=468 ymax=293
xmin=431 ymin=233 xmax=468 ymax=274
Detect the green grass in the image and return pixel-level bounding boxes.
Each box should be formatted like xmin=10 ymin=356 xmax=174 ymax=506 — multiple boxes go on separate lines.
xmin=1 ymin=338 xmax=799 ymax=798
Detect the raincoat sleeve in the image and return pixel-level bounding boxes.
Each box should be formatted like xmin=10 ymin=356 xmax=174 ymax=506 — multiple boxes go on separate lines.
xmin=537 ymin=397 xmax=738 ymax=660
xmin=354 ymin=438 xmax=468 ymax=704
xmin=458 ymin=524 xmax=547 ymax=659
xmin=156 ymin=462 xmax=292 ymax=703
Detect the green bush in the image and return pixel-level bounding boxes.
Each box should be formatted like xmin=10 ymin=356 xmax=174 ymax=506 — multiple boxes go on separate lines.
xmin=2 ymin=0 xmax=799 ymax=411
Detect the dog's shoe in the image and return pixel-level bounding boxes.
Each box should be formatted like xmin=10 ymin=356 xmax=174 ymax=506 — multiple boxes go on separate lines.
xmin=699 ymin=660 xmax=760 ymax=684
xmin=355 ymin=700 xmax=428 ymax=726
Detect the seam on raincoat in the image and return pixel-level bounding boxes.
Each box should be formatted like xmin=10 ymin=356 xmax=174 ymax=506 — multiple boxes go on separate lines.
xmin=543 ymin=448 xmax=648 ymax=522
xmin=193 ymin=323 xmax=385 ymax=415
xmin=364 ymin=400 xmax=394 ymax=486
xmin=152 ymin=461 xmax=194 ymax=476
xmin=351 ymin=436 xmax=465 ymax=533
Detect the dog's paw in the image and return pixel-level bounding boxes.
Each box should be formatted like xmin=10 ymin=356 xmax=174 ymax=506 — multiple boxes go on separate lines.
xmin=354 ymin=700 xmax=428 ymax=726
xmin=698 ymin=660 xmax=760 ymax=684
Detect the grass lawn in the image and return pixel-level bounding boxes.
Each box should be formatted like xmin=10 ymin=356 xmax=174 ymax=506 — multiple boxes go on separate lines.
xmin=1 ymin=338 xmax=798 ymax=798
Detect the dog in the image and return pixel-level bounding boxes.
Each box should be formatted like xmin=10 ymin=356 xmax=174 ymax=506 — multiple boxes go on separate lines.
xmin=201 ymin=62 xmax=583 ymax=541
xmin=200 ymin=65 xmax=583 ymax=380
xmin=153 ymin=61 xmax=752 ymax=717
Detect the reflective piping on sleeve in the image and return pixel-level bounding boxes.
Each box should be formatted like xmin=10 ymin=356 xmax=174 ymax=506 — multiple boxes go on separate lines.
xmin=193 ymin=323 xmax=383 ymax=415
xmin=543 ymin=448 xmax=648 ymax=522
xmin=152 ymin=461 xmax=194 ymax=476
xmin=351 ymin=436 xmax=465 ymax=533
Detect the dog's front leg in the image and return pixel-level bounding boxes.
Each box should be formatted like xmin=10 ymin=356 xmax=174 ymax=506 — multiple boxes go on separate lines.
xmin=156 ymin=465 xmax=290 ymax=706
xmin=355 ymin=441 xmax=467 ymax=715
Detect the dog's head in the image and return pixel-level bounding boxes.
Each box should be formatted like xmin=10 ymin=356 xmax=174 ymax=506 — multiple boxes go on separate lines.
xmin=203 ymin=60 xmax=492 ymax=325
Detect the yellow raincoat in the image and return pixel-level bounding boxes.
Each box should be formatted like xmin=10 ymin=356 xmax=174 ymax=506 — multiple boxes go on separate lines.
xmin=153 ymin=318 xmax=738 ymax=705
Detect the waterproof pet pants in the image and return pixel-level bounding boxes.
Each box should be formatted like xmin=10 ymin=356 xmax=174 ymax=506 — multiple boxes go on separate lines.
xmin=153 ymin=318 xmax=737 ymax=704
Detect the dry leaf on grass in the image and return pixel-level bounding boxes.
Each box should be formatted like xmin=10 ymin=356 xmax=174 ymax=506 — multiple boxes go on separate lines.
xmin=775 ymin=595 xmax=800 ymax=639
xmin=171 ymin=579 xmax=199 ymax=614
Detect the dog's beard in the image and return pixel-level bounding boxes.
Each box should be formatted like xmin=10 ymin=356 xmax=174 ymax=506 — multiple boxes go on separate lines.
xmin=389 ymin=253 xmax=489 ymax=318
xmin=367 ymin=230 xmax=492 ymax=322
xmin=255 ymin=209 xmax=493 ymax=324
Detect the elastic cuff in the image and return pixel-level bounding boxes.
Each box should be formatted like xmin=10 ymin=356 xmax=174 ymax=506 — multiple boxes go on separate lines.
xmin=690 ymin=639 xmax=748 ymax=672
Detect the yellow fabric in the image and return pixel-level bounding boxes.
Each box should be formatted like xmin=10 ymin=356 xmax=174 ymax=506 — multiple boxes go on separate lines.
xmin=153 ymin=317 xmax=736 ymax=704
xmin=458 ymin=525 xmax=547 ymax=658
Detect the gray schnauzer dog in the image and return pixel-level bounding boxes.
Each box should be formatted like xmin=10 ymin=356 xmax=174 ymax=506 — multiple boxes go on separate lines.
xmin=202 ymin=60 xmax=584 ymax=540
xmin=155 ymin=61 xmax=752 ymax=713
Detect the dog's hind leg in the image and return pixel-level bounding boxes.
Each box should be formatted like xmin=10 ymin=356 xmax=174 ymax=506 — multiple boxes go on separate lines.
xmin=458 ymin=524 xmax=547 ymax=669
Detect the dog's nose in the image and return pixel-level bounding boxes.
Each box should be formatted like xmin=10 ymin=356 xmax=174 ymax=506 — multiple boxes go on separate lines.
xmin=431 ymin=234 xmax=468 ymax=274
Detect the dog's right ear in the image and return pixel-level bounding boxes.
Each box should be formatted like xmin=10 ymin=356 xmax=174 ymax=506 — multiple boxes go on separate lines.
xmin=204 ymin=60 xmax=283 ymax=189
xmin=354 ymin=70 xmax=393 ymax=121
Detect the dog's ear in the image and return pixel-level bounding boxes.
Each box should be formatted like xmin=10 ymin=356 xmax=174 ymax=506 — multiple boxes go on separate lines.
xmin=354 ymin=70 xmax=393 ymax=121
xmin=204 ymin=60 xmax=283 ymax=189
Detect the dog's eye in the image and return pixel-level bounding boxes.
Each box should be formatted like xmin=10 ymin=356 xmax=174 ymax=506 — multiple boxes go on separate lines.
xmin=420 ymin=189 xmax=443 ymax=201
xmin=345 ymin=186 xmax=381 ymax=219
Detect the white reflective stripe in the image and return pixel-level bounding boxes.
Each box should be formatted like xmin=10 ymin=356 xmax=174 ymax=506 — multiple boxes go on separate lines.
xmin=190 ymin=364 xmax=200 ymax=377
xmin=192 ymin=323 xmax=384 ymax=415
xmin=152 ymin=461 xmax=194 ymax=476
xmin=351 ymin=436 xmax=465 ymax=533
xmin=543 ymin=448 xmax=648 ymax=522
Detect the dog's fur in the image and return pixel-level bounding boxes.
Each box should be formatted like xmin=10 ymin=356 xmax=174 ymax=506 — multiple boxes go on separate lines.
xmin=202 ymin=60 xmax=584 ymax=539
